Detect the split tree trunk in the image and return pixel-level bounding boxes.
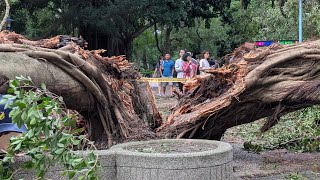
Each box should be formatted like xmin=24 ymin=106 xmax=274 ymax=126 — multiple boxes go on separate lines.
xmin=157 ymin=41 xmax=320 ymax=140
xmin=1 ymin=31 xmax=320 ymax=144
xmin=0 ymin=31 xmax=161 ymax=148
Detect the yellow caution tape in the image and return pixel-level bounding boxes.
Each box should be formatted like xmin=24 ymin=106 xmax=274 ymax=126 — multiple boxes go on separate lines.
xmin=138 ymin=77 xmax=187 ymax=83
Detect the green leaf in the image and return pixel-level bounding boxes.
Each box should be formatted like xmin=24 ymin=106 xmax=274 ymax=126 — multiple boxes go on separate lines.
xmin=57 ymin=143 xmax=65 ymax=148
xmin=7 ymin=86 xmax=15 ymax=93
xmin=2 ymin=156 xmax=12 ymax=163
xmin=30 ymin=118 xmax=37 ymax=125
xmin=2 ymin=94 xmax=14 ymax=99
xmin=10 ymin=79 xmax=19 ymax=87
xmin=23 ymin=161 xmax=34 ymax=169
xmin=40 ymin=83 xmax=46 ymax=91
xmin=15 ymin=101 xmax=27 ymax=109
xmin=28 ymin=129 xmax=34 ymax=138
xmin=0 ymin=98 xmax=7 ymax=105
xmin=14 ymin=142 xmax=22 ymax=151
xmin=55 ymin=148 xmax=64 ymax=155
xmin=68 ymin=171 xmax=76 ymax=179
xmin=21 ymin=110 xmax=27 ymax=121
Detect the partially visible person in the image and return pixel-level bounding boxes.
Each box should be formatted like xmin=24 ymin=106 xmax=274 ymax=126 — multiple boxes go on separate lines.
xmin=0 ymin=94 xmax=27 ymax=154
xmin=188 ymin=52 xmax=199 ymax=66
xmin=209 ymin=57 xmax=219 ymax=69
xmin=199 ymin=51 xmax=212 ymax=75
xmin=160 ymin=53 xmax=175 ymax=97
xmin=181 ymin=53 xmax=197 ymax=94
xmin=175 ymin=49 xmax=186 ymax=92
xmin=153 ymin=55 xmax=164 ymax=96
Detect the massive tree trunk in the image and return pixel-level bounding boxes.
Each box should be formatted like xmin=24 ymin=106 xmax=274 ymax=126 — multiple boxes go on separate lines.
xmin=1 ymin=31 xmax=320 ymax=145
xmin=157 ymin=41 xmax=320 ymax=140
xmin=0 ymin=31 xmax=161 ymax=147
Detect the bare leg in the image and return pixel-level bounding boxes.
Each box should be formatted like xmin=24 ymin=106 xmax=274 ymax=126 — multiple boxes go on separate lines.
xmin=158 ymin=83 xmax=161 ymax=95
xmin=162 ymin=85 xmax=166 ymax=96
xmin=169 ymin=85 xmax=173 ymax=96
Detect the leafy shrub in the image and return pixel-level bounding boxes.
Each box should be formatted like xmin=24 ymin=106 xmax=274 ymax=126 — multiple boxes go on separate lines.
xmin=0 ymin=76 xmax=99 ymax=179
xmin=229 ymin=106 xmax=320 ymax=153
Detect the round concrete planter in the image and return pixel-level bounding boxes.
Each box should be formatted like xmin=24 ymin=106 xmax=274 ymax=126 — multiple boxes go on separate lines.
xmin=111 ymin=139 xmax=233 ymax=180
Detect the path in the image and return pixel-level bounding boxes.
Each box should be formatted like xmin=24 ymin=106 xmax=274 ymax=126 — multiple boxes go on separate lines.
xmin=153 ymin=91 xmax=320 ymax=180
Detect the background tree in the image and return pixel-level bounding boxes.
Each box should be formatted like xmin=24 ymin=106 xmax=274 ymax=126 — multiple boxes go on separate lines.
xmin=9 ymin=0 xmax=233 ymax=59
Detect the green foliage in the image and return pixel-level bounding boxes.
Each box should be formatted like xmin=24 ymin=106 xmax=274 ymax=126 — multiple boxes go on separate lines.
xmin=0 ymin=76 xmax=99 ymax=179
xmin=133 ymin=28 xmax=160 ymax=70
xmin=170 ymin=18 xmax=231 ymax=58
xmin=285 ymin=172 xmax=305 ymax=180
xmin=229 ymin=106 xmax=320 ymax=153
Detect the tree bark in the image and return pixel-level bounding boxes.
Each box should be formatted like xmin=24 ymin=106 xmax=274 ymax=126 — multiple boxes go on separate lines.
xmin=0 ymin=32 xmax=162 ymax=146
xmin=0 ymin=0 xmax=10 ymax=30
xmin=164 ymin=26 xmax=172 ymax=54
xmin=2 ymin=32 xmax=320 ymax=145
xmin=157 ymin=41 xmax=320 ymax=140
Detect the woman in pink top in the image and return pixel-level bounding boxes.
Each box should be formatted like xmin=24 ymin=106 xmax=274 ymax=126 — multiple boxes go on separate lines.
xmin=182 ymin=53 xmax=197 ymax=79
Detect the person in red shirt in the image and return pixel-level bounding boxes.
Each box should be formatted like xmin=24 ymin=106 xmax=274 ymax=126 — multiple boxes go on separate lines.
xmin=182 ymin=53 xmax=197 ymax=79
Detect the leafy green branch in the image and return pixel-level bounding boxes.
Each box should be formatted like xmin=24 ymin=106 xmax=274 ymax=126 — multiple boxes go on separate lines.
xmin=0 ymin=76 xmax=99 ymax=179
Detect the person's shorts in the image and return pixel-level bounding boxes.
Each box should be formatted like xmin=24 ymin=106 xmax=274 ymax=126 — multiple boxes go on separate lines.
xmin=161 ymin=76 xmax=173 ymax=86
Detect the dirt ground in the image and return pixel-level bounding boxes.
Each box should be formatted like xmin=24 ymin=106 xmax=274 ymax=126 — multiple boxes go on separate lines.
xmin=154 ymin=92 xmax=320 ymax=180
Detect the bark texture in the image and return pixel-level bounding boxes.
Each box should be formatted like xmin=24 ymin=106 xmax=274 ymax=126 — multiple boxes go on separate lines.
xmin=0 ymin=31 xmax=161 ymax=147
xmin=1 ymin=31 xmax=320 ymax=144
xmin=157 ymin=41 xmax=320 ymax=140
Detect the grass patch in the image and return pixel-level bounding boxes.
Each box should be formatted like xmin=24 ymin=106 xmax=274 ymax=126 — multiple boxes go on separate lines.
xmin=225 ymin=106 xmax=320 ymax=152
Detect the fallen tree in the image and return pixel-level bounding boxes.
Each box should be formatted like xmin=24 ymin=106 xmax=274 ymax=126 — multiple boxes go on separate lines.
xmin=0 ymin=31 xmax=161 ymax=148
xmin=157 ymin=41 xmax=320 ymax=140
xmin=1 ymin=31 xmax=319 ymax=144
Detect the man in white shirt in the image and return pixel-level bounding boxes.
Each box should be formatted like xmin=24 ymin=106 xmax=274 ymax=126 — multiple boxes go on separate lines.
xmin=175 ymin=49 xmax=185 ymax=92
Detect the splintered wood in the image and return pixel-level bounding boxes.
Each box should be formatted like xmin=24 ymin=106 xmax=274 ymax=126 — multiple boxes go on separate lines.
xmin=0 ymin=31 xmax=160 ymax=146
xmin=157 ymin=41 xmax=320 ymax=140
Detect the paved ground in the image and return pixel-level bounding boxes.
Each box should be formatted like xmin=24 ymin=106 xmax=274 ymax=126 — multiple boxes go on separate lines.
xmin=231 ymin=143 xmax=320 ymax=179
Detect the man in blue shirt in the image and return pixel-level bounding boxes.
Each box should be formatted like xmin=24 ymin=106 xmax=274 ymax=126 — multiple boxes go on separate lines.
xmin=160 ymin=53 xmax=175 ymax=97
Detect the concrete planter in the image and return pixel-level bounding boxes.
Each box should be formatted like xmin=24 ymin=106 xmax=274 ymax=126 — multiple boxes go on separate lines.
xmin=12 ymin=139 xmax=232 ymax=180
xmin=14 ymin=150 xmax=116 ymax=180
xmin=111 ymin=139 xmax=233 ymax=180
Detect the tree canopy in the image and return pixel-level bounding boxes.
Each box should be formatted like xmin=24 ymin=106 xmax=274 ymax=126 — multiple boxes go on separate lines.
xmin=7 ymin=0 xmax=232 ymax=58
xmin=3 ymin=0 xmax=320 ymax=64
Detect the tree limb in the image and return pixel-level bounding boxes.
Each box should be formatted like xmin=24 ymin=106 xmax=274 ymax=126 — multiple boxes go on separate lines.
xmin=0 ymin=0 xmax=10 ymax=30
xmin=127 ymin=22 xmax=155 ymax=41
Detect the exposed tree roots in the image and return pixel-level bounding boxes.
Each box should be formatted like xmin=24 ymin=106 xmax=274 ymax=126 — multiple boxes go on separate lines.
xmin=1 ymin=31 xmax=320 ymax=145
xmin=0 ymin=31 xmax=161 ymax=147
xmin=156 ymin=41 xmax=320 ymax=140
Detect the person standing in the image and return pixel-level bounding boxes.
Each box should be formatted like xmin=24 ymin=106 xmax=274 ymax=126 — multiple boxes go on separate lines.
xmin=175 ymin=49 xmax=186 ymax=92
xmin=182 ymin=53 xmax=197 ymax=79
xmin=153 ymin=55 xmax=164 ymax=96
xmin=188 ymin=51 xmax=200 ymax=75
xmin=199 ymin=51 xmax=213 ymax=75
xmin=160 ymin=53 xmax=175 ymax=97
